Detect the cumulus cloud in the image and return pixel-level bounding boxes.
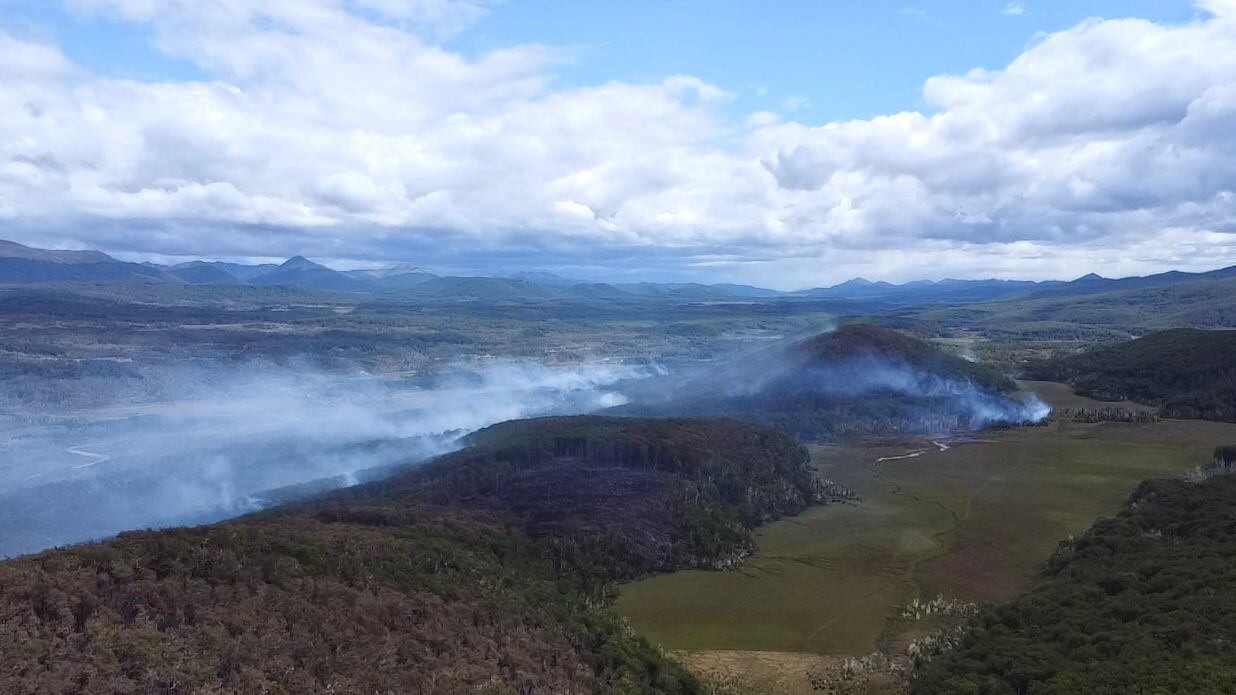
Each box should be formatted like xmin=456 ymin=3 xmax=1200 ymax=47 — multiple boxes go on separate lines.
xmin=1199 ymin=0 xmax=1236 ymax=17
xmin=1 ymin=2 xmax=1235 ymax=287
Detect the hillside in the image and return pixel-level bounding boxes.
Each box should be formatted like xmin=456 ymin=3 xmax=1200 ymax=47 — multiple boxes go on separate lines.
xmin=164 ymin=261 xmax=245 ymax=285
xmin=914 ymin=461 xmax=1236 ymax=694
xmin=1025 ymin=328 xmax=1236 ymax=421
xmin=0 ymin=416 xmax=831 ymax=694
xmin=305 ymin=417 xmax=839 ymax=583
xmin=880 ymin=276 xmax=1236 ymax=344
xmin=617 ymin=324 xmax=1040 ymax=441
xmin=0 ymin=240 xmax=113 ymax=264
xmin=785 ymin=324 xmax=1013 ymax=393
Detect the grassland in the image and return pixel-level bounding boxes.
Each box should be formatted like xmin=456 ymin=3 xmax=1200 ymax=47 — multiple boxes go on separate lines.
xmin=615 ymin=383 xmax=1236 ymax=690
xmin=915 ymin=473 xmax=1236 ymax=694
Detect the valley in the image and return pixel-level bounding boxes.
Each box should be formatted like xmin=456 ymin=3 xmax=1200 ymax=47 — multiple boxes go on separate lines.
xmin=616 ymin=383 xmax=1236 ymax=693
xmin=7 ymin=4 xmax=1236 ymax=691
xmin=4 ymin=241 xmax=1236 ymax=692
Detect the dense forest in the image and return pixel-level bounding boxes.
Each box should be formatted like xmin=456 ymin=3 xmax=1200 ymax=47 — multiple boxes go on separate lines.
xmin=0 ymin=416 xmax=834 ymax=694
xmin=288 ymin=416 xmax=843 ymax=592
xmin=1025 ymin=328 xmax=1236 ymax=421
xmin=914 ymin=458 xmax=1236 ymax=694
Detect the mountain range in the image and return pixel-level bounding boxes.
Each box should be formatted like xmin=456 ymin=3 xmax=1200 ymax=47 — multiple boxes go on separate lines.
xmin=3 ymin=238 xmax=1236 ymax=306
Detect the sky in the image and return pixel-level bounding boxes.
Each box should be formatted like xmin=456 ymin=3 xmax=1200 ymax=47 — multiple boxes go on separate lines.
xmin=1 ymin=0 xmax=1235 ymax=289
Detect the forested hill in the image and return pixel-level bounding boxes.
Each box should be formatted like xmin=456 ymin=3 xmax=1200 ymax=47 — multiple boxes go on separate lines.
xmin=1025 ymin=328 xmax=1236 ymax=421
xmin=785 ymin=324 xmax=1014 ymax=393
xmin=914 ymin=457 xmax=1236 ymax=694
xmin=616 ymin=324 xmax=1038 ymax=441
xmin=291 ymin=416 xmax=837 ymax=585
xmin=0 ymin=416 xmax=831 ymax=694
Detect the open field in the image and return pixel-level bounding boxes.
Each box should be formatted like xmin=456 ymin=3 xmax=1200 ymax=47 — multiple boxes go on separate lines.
xmin=616 ymin=382 xmax=1236 ymax=689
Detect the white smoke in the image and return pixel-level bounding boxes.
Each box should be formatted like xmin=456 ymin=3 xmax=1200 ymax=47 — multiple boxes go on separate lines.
xmin=0 ymin=359 xmax=652 ymax=557
xmin=782 ymin=357 xmax=1053 ymax=429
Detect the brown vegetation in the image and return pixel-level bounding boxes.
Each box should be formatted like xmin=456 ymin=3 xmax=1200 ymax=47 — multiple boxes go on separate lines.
xmin=0 ymin=416 xmax=832 ymax=694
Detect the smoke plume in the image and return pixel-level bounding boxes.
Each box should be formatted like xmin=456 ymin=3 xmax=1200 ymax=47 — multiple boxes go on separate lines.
xmin=0 ymin=359 xmax=649 ymax=557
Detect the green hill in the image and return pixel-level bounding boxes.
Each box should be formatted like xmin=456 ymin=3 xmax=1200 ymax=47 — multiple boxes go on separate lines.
xmin=0 ymin=416 xmax=831 ymax=694
xmin=1026 ymin=328 xmax=1236 ymax=421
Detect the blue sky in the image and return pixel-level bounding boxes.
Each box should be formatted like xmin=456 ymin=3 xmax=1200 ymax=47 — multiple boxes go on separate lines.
xmin=454 ymin=0 xmax=1202 ymax=122
xmin=1 ymin=0 xmax=1234 ymax=287
xmin=9 ymin=1 xmax=1203 ymax=121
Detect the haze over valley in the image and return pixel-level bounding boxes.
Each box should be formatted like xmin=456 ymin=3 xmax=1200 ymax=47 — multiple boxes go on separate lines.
xmin=5 ymin=234 xmax=1236 ymax=692
xmin=4 ymin=2 xmax=1236 ymax=693
xmin=0 ymin=357 xmax=655 ymax=557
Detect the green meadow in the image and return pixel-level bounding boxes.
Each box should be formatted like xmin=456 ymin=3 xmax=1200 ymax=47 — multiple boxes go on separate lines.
xmin=616 ymin=382 xmax=1236 ymax=656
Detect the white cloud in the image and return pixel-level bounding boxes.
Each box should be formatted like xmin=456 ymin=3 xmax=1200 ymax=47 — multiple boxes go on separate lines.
xmin=1198 ymin=0 xmax=1236 ymax=17
xmin=1 ymin=3 xmax=1235 ymax=288
xmin=1003 ymin=2 xmax=1026 ymax=17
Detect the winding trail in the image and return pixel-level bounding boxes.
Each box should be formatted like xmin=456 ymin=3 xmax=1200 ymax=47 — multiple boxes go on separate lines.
xmin=870 ymin=438 xmax=1007 ymax=614
xmin=870 ymin=437 xmax=1031 ymax=652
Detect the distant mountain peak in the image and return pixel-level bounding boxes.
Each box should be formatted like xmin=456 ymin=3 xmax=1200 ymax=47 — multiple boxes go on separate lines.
xmin=832 ymin=277 xmax=894 ymax=289
xmin=1076 ymin=272 xmax=1105 ymax=281
xmin=280 ymin=255 xmax=325 ymax=270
